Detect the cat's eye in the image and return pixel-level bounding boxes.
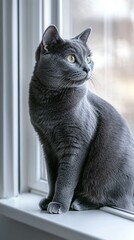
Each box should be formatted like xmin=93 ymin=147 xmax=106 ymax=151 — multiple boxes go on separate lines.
xmin=66 ymin=54 xmax=76 ymax=63
xmin=87 ymin=56 xmax=91 ymax=64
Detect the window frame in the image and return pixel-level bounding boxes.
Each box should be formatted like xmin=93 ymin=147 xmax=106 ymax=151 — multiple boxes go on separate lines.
xmin=0 ymin=0 xmax=19 ymax=198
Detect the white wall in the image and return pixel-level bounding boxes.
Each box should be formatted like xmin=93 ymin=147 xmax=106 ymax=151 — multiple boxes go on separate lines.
xmin=0 ymin=215 xmax=65 ymax=240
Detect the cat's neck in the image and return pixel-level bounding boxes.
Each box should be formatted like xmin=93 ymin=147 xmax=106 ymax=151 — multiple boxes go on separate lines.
xmin=31 ymin=75 xmax=88 ymax=110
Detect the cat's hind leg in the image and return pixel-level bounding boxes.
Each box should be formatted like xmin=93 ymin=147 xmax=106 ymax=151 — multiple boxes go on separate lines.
xmin=71 ymin=197 xmax=102 ymax=211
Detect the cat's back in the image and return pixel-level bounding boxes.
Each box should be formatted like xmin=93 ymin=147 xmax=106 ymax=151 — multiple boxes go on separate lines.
xmin=87 ymin=90 xmax=134 ymax=151
xmin=87 ymin=90 xmax=129 ymax=127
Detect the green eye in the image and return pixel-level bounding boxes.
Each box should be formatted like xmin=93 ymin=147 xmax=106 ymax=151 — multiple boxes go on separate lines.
xmin=87 ymin=56 xmax=91 ymax=64
xmin=66 ymin=54 xmax=76 ymax=63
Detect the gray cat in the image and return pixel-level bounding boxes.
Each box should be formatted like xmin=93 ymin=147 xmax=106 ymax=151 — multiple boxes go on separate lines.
xmin=29 ymin=25 xmax=134 ymax=214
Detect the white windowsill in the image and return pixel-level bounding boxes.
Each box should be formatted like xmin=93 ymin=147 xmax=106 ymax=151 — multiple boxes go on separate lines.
xmin=0 ymin=193 xmax=134 ymax=240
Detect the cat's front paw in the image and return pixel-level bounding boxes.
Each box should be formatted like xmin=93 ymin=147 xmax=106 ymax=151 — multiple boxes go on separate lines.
xmin=47 ymin=202 xmax=68 ymax=214
xmin=39 ymin=197 xmax=52 ymax=211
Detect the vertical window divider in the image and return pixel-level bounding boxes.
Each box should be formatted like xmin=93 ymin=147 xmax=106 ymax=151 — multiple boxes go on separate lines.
xmin=0 ymin=0 xmax=19 ymax=198
xmin=19 ymin=0 xmax=48 ymax=194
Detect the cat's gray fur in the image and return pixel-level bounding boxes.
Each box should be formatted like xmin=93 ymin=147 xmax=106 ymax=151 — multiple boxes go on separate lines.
xmin=29 ymin=25 xmax=134 ymax=214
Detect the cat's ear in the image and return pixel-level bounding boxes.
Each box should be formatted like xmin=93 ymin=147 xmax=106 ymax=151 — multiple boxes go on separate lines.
xmin=74 ymin=28 xmax=92 ymax=43
xmin=42 ymin=25 xmax=63 ymax=51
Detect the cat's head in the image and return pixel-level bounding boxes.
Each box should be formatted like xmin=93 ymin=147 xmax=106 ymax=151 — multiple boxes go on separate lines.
xmin=35 ymin=25 xmax=94 ymax=89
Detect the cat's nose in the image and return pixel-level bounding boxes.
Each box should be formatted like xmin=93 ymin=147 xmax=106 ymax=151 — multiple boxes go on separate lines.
xmin=83 ymin=66 xmax=90 ymax=73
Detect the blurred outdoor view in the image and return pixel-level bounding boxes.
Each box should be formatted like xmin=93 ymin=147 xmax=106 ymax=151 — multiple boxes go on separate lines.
xmin=70 ymin=0 xmax=134 ymax=133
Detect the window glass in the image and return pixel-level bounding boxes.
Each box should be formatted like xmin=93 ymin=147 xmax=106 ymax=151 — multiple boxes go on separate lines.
xmin=40 ymin=148 xmax=47 ymax=180
xmin=70 ymin=0 xmax=134 ymax=133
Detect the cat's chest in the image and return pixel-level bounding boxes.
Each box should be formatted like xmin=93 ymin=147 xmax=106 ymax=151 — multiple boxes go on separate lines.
xmin=31 ymin=105 xmax=58 ymax=132
xmin=30 ymin=94 xmax=97 ymax=147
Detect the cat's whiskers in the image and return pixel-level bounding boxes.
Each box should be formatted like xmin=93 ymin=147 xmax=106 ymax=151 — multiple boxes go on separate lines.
xmin=89 ymin=74 xmax=98 ymax=92
xmin=58 ymin=78 xmax=73 ymax=100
